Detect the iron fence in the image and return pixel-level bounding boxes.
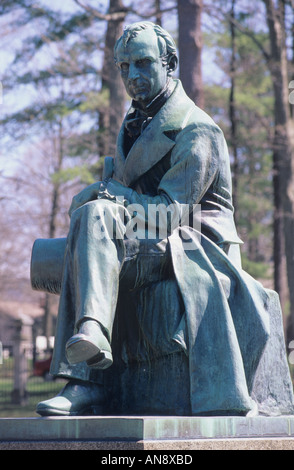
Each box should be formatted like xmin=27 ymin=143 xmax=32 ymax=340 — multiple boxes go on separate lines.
xmin=0 ymin=344 xmax=65 ymax=412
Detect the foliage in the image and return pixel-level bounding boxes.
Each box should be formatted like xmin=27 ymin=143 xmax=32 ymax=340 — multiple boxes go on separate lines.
xmin=241 ymin=254 xmax=271 ymax=280
xmin=204 ymin=20 xmax=274 ymax=272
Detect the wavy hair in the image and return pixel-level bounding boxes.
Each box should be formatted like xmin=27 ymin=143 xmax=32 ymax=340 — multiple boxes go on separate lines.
xmin=114 ymin=21 xmax=178 ymax=75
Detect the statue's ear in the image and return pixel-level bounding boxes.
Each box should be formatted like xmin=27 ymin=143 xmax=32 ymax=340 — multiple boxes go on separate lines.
xmin=167 ymin=55 xmax=178 ymax=76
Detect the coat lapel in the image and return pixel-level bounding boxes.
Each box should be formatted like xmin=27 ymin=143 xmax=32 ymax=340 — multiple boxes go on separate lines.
xmin=114 ymin=80 xmax=194 ymax=187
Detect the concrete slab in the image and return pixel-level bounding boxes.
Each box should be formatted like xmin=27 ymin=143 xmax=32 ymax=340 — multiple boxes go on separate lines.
xmin=143 ymin=437 xmax=294 ymax=450
xmin=1 ymin=437 xmax=294 ymax=450
xmin=1 ymin=415 xmax=294 ymax=450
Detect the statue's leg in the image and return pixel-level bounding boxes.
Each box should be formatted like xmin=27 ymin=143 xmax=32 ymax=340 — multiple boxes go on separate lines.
xmin=37 ymin=199 xmax=129 ymax=416
xmin=62 ymin=198 xmax=130 ymax=368
xmin=43 ymin=198 xmax=177 ymax=416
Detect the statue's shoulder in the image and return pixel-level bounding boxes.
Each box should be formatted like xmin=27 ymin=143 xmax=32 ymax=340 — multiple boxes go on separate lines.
xmin=171 ymin=80 xmax=221 ymax=134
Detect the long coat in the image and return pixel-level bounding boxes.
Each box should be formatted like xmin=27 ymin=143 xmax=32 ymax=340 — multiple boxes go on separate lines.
xmin=101 ymin=79 xmax=271 ymax=415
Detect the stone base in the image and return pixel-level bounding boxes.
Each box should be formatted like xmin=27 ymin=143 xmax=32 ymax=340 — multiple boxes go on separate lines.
xmin=1 ymin=438 xmax=294 ymax=450
xmin=1 ymin=416 xmax=294 ymax=450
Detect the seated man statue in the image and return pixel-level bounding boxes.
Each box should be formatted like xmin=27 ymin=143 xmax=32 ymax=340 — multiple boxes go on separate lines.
xmin=33 ymin=21 xmax=292 ymax=417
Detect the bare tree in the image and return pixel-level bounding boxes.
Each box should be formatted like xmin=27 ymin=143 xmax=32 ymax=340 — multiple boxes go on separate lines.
xmin=177 ymin=0 xmax=204 ymax=108
xmin=228 ymin=0 xmax=239 ymax=222
xmin=99 ymin=0 xmax=127 ymax=157
xmin=262 ymin=0 xmax=294 ymax=343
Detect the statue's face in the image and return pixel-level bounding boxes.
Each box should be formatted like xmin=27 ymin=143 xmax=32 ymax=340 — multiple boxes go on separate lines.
xmin=115 ymin=29 xmax=169 ymax=106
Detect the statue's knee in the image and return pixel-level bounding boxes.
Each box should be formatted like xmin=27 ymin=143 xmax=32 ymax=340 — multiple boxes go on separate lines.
xmin=70 ymin=199 xmax=126 ymax=243
xmin=70 ymin=200 xmax=103 ymax=224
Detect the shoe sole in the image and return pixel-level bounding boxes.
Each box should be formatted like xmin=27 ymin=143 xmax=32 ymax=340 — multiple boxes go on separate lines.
xmin=86 ymin=351 xmax=113 ymax=369
xmin=66 ymin=334 xmax=113 ymax=369
xmin=36 ymin=405 xmax=102 ymax=417
xmin=66 ymin=335 xmax=99 ymax=364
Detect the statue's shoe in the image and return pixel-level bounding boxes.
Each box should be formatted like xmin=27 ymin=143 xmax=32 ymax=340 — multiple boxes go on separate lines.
xmin=36 ymin=380 xmax=104 ymax=416
xmin=65 ymin=320 xmax=113 ymax=370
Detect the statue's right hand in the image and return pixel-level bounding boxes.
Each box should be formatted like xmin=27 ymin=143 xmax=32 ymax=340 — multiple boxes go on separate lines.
xmin=68 ymin=182 xmax=101 ymax=217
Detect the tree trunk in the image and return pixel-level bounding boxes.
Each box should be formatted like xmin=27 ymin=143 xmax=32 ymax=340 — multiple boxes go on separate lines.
xmin=43 ymin=120 xmax=64 ymax=348
xmin=273 ymin=144 xmax=289 ymax=323
xmin=99 ymin=0 xmax=126 ymax=157
xmin=177 ymin=0 xmax=204 ymax=108
xmin=291 ymin=10 xmax=294 ymax=120
xmin=155 ymin=0 xmax=162 ymax=26
xmin=229 ymin=0 xmax=239 ymax=222
xmin=263 ymin=0 xmax=294 ymax=341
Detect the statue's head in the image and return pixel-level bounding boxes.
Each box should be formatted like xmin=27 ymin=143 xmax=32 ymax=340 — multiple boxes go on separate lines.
xmin=114 ymin=22 xmax=178 ymax=106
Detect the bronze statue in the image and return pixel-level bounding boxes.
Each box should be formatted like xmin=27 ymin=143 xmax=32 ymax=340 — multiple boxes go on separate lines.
xmin=32 ymin=22 xmax=293 ymax=417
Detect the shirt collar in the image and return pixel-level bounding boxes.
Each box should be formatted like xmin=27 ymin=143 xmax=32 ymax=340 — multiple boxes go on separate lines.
xmin=131 ymin=79 xmax=175 ymax=118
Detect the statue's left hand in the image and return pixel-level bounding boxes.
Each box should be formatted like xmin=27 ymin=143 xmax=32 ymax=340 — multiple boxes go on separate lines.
xmin=68 ymin=182 xmax=101 ymax=217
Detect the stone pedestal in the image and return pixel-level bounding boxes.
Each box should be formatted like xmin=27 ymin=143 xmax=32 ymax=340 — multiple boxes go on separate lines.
xmin=1 ymin=416 xmax=294 ymax=450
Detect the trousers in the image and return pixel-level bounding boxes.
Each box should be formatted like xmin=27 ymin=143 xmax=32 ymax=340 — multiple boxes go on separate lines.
xmin=50 ymin=198 xmax=183 ymax=384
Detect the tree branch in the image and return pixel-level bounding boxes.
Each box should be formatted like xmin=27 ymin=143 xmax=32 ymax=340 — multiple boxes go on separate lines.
xmin=73 ymin=0 xmax=127 ymax=21
xmin=226 ymin=12 xmax=271 ymax=63
xmin=72 ymin=0 xmax=176 ymax=22
xmin=203 ymin=3 xmax=271 ymax=63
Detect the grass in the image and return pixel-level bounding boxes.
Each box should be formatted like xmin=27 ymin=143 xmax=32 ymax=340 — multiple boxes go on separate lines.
xmin=0 ymin=374 xmax=66 ymax=418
